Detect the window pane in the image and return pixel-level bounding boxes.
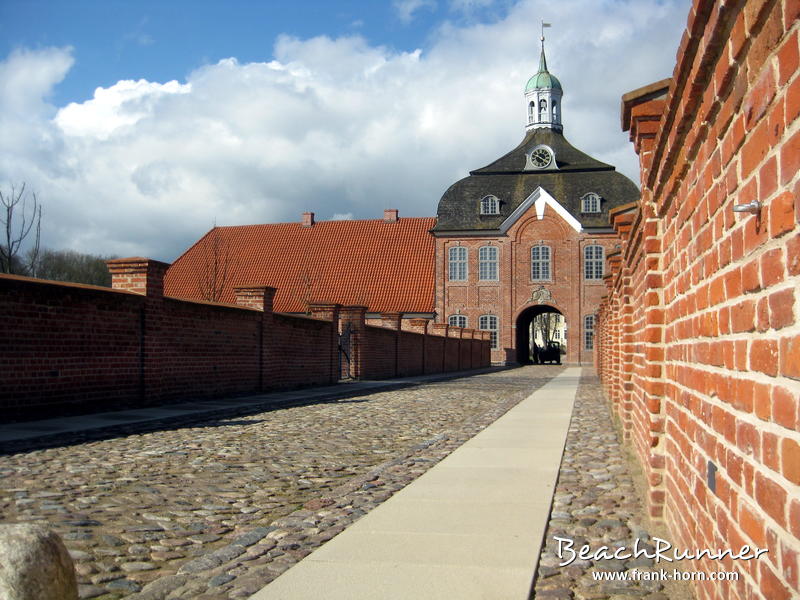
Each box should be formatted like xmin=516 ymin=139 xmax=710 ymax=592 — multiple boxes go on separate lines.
xmin=479 ymin=246 xmax=498 ymax=281
xmin=479 ymin=314 xmax=498 ymax=349
xmin=584 ymin=314 xmax=595 ymax=350
xmin=449 ymin=246 xmax=467 ymax=281
xmin=531 ymin=245 xmax=551 ymax=280
xmin=448 ymin=315 xmax=467 ymax=328
xmin=584 ymin=245 xmax=603 ymax=280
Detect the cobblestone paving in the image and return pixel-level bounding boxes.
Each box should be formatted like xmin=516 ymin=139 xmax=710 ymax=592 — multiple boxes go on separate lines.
xmin=0 ymin=366 xmax=564 ymax=600
xmin=531 ymin=370 xmax=693 ymax=600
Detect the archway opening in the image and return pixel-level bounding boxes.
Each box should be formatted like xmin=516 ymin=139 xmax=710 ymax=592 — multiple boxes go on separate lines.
xmin=515 ymin=304 xmax=565 ymax=365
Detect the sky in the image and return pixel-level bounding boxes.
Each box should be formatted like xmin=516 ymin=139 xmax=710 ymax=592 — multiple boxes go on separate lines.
xmin=0 ymin=0 xmax=691 ymax=262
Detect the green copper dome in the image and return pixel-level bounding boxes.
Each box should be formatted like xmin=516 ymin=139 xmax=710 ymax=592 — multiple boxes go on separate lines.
xmin=525 ymin=45 xmax=562 ymax=92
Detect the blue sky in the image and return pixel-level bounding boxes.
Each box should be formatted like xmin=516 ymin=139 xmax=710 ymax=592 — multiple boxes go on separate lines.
xmin=0 ymin=0 xmax=691 ymax=261
xmin=2 ymin=0 xmax=512 ymax=106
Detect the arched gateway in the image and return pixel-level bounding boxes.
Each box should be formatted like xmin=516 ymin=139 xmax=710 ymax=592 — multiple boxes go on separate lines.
xmin=515 ymin=304 xmax=564 ymax=365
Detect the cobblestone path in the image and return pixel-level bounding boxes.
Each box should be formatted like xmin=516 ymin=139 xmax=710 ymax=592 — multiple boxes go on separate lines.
xmin=532 ymin=370 xmax=693 ymax=600
xmin=1 ymin=366 xmax=564 ymax=600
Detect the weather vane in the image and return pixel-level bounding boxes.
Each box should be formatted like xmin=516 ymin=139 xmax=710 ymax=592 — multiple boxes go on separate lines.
xmin=541 ymin=21 xmax=551 ymax=43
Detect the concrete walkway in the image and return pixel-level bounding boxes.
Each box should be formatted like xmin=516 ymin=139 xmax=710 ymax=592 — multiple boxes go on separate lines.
xmin=250 ymin=367 xmax=581 ymax=600
xmin=0 ymin=367 xmax=501 ymax=448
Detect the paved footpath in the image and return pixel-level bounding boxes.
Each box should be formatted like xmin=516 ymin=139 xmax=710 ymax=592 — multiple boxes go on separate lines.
xmin=252 ymin=367 xmax=580 ymax=599
xmin=0 ymin=366 xmax=564 ymax=600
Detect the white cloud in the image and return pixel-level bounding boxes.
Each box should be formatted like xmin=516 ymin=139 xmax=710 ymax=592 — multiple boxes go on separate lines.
xmin=0 ymin=0 xmax=690 ymax=262
xmin=56 ymin=79 xmax=190 ymax=139
xmin=394 ymin=0 xmax=438 ymax=24
xmin=331 ymin=212 xmax=355 ymax=220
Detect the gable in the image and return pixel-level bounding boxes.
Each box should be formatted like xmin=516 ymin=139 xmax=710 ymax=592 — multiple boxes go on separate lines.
xmin=500 ymin=187 xmax=583 ymax=234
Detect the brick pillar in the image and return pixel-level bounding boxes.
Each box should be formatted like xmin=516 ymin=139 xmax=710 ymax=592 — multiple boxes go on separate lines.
xmin=340 ymin=306 xmax=367 ymax=379
xmin=406 ymin=318 xmax=429 ymax=374
xmin=233 ymin=286 xmax=276 ymax=312
xmin=381 ymin=312 xmax=402 ymax=377
xmin=233 ymin=286 xmax=276 ymax=392
xmin=105 ymin=258 xmax=170 ymax=404
xmin=431 ymin=323 xmax=448 ymax=373
xmin=309 ymin=303 xmax=342 ymax=384
xmin=106 ymin=258 xmax=169 ymax=298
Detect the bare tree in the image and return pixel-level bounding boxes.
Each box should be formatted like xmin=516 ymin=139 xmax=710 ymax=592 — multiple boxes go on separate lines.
xmin=197 ymin=226 xmax=231 ymax=302
xmin=1 ymin=183 xmax=42 ymax=275
xmin=532 ymin=312 xmax=557 ymax=346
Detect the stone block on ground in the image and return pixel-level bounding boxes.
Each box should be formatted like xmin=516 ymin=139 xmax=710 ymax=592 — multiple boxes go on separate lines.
xmin=0 ymin=523 xmax=78 ymax=600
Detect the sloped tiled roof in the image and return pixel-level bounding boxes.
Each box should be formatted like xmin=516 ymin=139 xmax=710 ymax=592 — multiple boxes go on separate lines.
xmin=164 ymin=217 xmax=436 ymax=313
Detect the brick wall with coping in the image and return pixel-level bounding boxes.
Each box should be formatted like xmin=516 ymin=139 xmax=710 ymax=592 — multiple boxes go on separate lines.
xmin=596 ymin=1 xmax=800 ymax=598
xmin=2 ymin=260 xmax=491 ymax=420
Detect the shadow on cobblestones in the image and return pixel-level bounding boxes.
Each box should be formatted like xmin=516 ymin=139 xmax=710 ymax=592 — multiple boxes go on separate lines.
xmin=1 ymin=366 xmax=564 ymax=600
xmin=530 ymin=369 xmax=694 ymax=600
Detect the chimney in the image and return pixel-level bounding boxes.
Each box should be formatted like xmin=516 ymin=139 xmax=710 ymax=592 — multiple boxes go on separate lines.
xmin=302 ymin=212 xmax=315 ymax=227
xmin=383 ymin=209 xmax=399 ymax=223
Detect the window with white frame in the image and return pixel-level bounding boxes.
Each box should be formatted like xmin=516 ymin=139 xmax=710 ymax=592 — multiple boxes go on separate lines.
xmin=480 ymin=195 xmax=499 ymax=215
xmin=448 ymin=246 xmax=467 ymax=281
xmin=448 ymin=314 xmax=467 ymax=328
xmin=479 ymin=314 xmax=499 ymax=349
xmin=584 ymin=245 xmax=604 ymax=280
xmin=584 ymin=314 xmax=595 ymax=350
xmin=530 ymin=245 xmax=551 ymax=280
xmin=581 ymin=192 xmax=601 ymax=213
xmin=478 ymin=246 xmax=498 ymax=280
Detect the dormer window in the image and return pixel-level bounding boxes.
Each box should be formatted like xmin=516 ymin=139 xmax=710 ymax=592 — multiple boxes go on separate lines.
xmin=480 ymin=195 xmax=500 ymax=215
xmin=581 ymin=192 xmax=601 ymax=213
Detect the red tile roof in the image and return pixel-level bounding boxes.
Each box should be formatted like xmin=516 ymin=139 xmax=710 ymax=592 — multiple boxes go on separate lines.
xmin=164 ymin=217 xmax=436 ymax=313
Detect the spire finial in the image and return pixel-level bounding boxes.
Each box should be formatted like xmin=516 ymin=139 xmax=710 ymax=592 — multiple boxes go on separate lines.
xmin=539 ymin=22 xmax=551 ymax=73
xmin=541 ymin=21 xmax=551 ymax=43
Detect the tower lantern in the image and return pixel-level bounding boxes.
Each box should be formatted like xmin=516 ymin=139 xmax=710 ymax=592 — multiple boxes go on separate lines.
xmin=525 ymin=24 xmax=563 ymax=132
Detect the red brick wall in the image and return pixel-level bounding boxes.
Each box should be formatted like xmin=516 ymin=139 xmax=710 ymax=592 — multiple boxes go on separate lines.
xmin=398 ymin=331 xmax=424 ymax=376
xmin=1 ymin=275 xmax=144 ymax=418
xmin=0 ymin=272 xmax=338 ymax=420
xmin=268 ymin=313 xmax=340 ymax=389
xmin=597 ymin=2 xmax=800 ymax=598
xmin=364 ymin=325 xmax=398 ymax=379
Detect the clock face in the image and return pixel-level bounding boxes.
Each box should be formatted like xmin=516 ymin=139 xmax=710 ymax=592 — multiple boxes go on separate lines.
xmin=530 ymin=148 xmax=552 ymax=168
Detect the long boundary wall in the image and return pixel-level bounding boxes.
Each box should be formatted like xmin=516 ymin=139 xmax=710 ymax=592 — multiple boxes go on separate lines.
xmin=1 ymin=259 xmax=490 ymax=421
xmin=596 ymin=2 xmax=799 ymax=599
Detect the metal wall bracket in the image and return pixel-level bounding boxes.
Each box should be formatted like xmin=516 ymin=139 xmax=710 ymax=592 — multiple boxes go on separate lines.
xmin=732 ymin=200 xmax=761 ymax=214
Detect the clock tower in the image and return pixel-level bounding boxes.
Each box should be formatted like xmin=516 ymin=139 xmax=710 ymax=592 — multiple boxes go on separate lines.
xmin=431 ymin=38 xmax=640 ymax=365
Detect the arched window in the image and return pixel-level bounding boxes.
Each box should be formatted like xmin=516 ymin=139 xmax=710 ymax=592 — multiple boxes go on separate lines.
xmin=528 ymin=101 xmax=535 ymax=123
xmin=448 ymin=314 xmax=467 ymax=328
xmin=480 ymin=195 xmax=499 ymax=215
xmin=531 ymin=245 xmax=551 ymax=280
xmin=479 ymin=314 xmax=499 ymax=349
xmin=552 ymin=101 xmax=558 ymax=120
xmin=584 ymin=245 xmax=604 ymax=280
xmin=478 ymin=246 xmax=498 ymax=281
xmin=448 ymin=246 xmax=467 ymax=281
xmin=581 ymin=192 xmax=601 ymax=213
xmin=539 ymin=98 xmax=547 ymax=121
xmin=584 ymin=314 xmax=595 ymax=350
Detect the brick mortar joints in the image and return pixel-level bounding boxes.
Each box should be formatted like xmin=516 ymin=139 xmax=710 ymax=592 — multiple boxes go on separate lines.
xmin=661 ymin=400 xmax=800 ymax=541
